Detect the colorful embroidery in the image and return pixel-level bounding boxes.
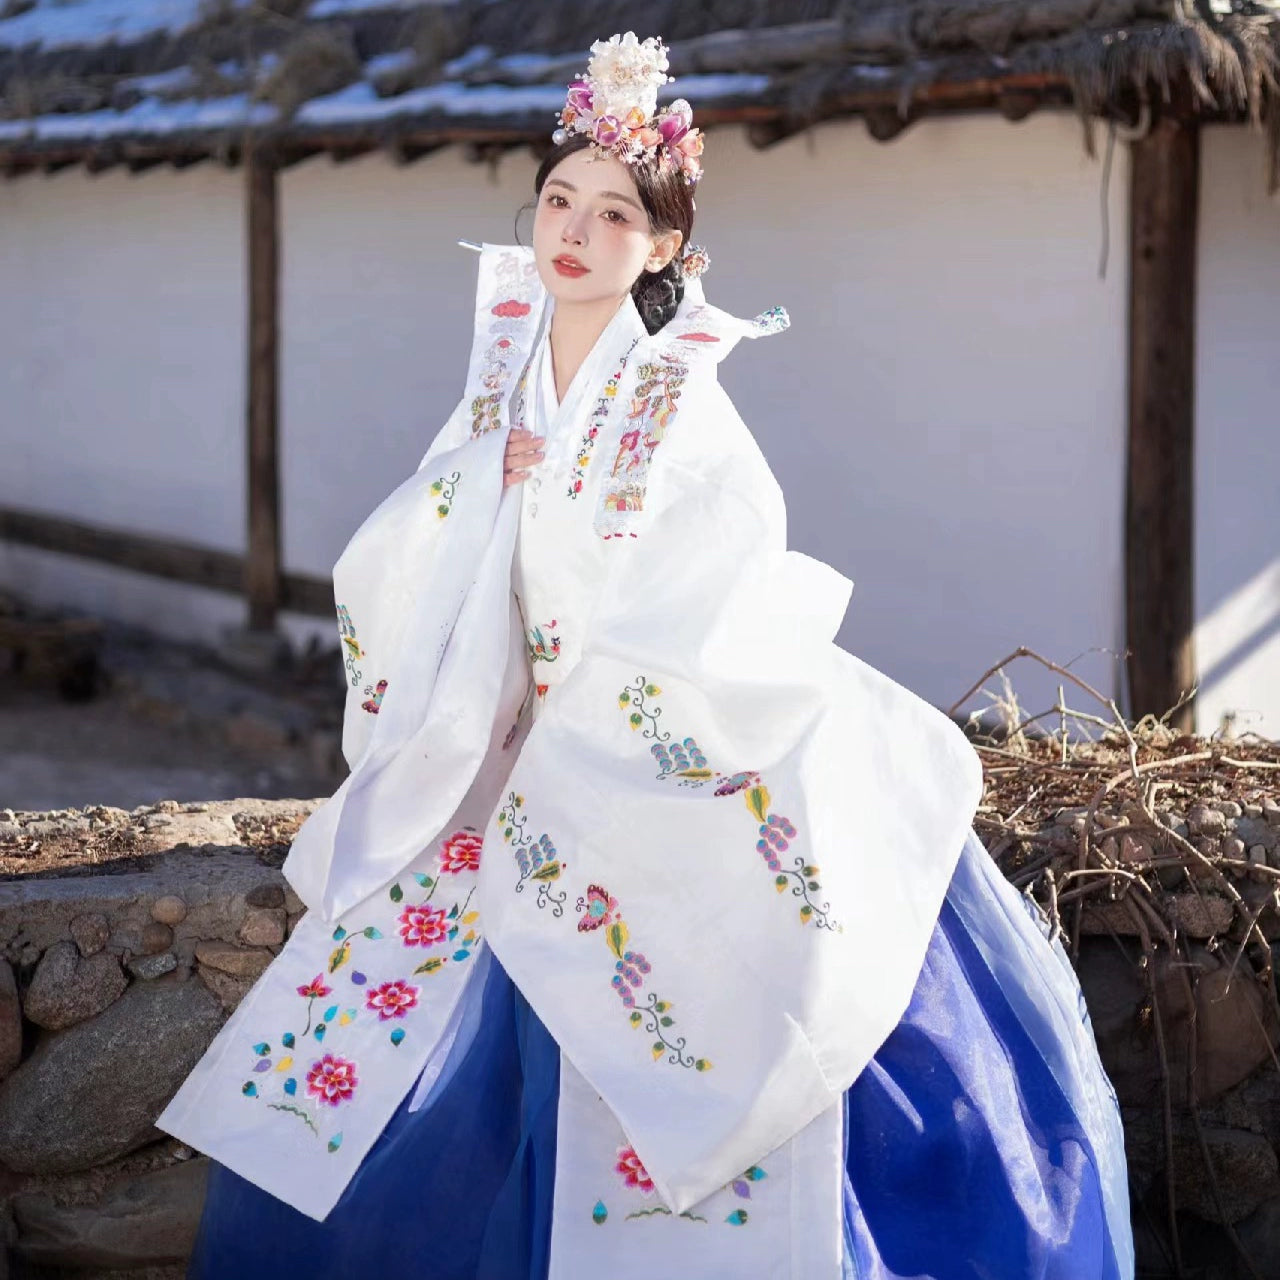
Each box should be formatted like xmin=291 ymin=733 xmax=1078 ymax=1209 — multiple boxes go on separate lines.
xmin=238 ymin=829 xmax=483 ymax=1152
xmin=365 ymin=979 xmax=419 ymax=1020
xmin=591 ymin=303 xmax=788 ymax=538
xmin=336 ymin=604 xmax=363 ymax=687
xmin=497 ymin=792 xmax=568 ymax=917
xmin=577 ymin=884 xmax=618 ymax=933
xmin=605 ymin=1148 xmax=764 ymax=1225
xmin=568 ymin=339 xmax=640 ymax=499
xmin=573 ymin=883 xmax=709 ymax=1071
xmin=751 ymin=306 xmax=790 ymax=336
xmin=430 ymin=470 xmax=461 ymax=519
xmin=326 ymin=924 xmax=383 ymax=976
xmin=306 ymin=1054 xmax=357 ymax=1106
xmin=596 ymin=351 xmax=688 ymax=537
xmin=439 ymin=829 xmax=483 ymax=874
xmin=619 ymin=678 xmax=842 ymax=932
xmin=398 ymin=904 xmax=449 ymax=947
xmin=361 ymin=678 xmax=388 ymax=715
xmin=468 ymin=250 xmax=542 ymax=438
xmin=496 ymin=798 xmax=711 ymax=1071
xmin=616 ymin=1145 xmax=654 ymax=1195
xmin=386 ymin=842 xmax=481 ymax=975
xmin=526 ymin=619 xmax=561 ymax=664
xmin=295 ymin=974 xmax=332 ymax=1034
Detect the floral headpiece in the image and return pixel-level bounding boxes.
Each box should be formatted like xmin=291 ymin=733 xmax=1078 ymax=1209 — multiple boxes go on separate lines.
xmin=551 ymin=32 xmax=705 ymax=186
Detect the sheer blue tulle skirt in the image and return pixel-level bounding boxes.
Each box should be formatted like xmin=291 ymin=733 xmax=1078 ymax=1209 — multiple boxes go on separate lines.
xmin=189 ymin=832 xmax=1133 ymax=1279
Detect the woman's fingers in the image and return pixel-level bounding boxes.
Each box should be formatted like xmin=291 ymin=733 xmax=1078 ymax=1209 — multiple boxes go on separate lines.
xmin=503 ymin=431 xmax=546 ymax=485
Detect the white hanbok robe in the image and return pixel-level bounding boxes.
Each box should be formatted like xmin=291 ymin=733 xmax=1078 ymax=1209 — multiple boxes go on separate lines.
xmin=158 ymin=245 xmax=993 ymax=1277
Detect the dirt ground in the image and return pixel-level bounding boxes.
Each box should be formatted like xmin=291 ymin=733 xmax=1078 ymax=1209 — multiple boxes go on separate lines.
xmin=0 ymin=615 xmax=346 ymax=814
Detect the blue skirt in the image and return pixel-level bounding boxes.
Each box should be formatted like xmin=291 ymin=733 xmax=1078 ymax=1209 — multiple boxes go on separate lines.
xmin=189 ymin=833 xmax=1133 ymax=1279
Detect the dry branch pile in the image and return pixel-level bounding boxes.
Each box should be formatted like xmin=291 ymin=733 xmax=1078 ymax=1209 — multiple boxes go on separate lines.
xmin=954 ymin=647 xmax=1280 ymax=1279
xmin=954 ymin=647 xmax=1280 ymax=966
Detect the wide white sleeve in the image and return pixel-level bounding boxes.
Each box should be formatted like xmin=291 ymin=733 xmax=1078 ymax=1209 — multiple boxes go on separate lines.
xmin=415 ymin=396 xmax=473 ymax=472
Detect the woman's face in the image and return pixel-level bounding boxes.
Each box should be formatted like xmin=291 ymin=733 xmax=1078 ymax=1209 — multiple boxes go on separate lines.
xmin=532 ymin=147 xmax=682 ymax=308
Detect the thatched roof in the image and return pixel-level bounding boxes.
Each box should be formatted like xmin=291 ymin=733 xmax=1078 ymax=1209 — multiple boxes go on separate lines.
xmin=0 ymin=0 xmax=1277 ymax=177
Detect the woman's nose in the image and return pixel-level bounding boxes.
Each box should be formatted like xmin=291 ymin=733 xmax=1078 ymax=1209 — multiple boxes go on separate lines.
xmin=562 ymin=216 xmax=587 ymax=245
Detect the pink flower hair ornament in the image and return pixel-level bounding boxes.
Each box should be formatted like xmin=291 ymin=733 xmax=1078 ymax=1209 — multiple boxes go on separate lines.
xmin=552 ymin=32 xmax=705 ymax=187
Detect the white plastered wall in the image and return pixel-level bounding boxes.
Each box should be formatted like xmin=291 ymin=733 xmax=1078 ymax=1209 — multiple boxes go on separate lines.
xmin=0 ymin=114 xmax=1158 ymax=725
xmin=0 ymin=163 xmax=253 ymax=641
xmin=1194 ymin=124 xmax=1280 ymax=740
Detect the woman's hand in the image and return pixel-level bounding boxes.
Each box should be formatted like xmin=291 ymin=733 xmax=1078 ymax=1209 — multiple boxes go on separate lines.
xmin=504 ymin=429 xmax=546 ymax=487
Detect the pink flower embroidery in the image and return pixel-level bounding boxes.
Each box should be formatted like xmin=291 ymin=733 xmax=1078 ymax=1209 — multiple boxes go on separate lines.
xmin=297 ymin=974 xmax=331 ymax=999
xmin=577 ymin=884 xmax=618 ymax=933
xmin=439 ymin=830 xmax=483 ymax=875
xmin=399 ymin=904 xmax=449 ymax=947
xmin=306 ymin=1054 xmax=357 ymax=1107
xmin=615 ymin=1146 xmax=655 ymax=1196
xmin=365 ymin=979 xmax=419 ymax=1021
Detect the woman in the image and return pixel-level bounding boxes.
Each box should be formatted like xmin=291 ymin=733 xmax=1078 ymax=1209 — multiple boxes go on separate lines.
xmin=163 ymin=33 xmax=1133 ymax=1279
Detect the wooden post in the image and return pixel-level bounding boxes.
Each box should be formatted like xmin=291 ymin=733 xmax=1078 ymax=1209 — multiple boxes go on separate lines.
xmin=1126 ymin=118 xmax=1199 ymax=731
xmin=245 ymin=142 xmax=282 ymax=632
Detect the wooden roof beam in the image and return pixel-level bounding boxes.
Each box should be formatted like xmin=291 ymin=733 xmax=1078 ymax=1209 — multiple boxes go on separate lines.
xmin=387 ymin=138 xmax=447 ymax=165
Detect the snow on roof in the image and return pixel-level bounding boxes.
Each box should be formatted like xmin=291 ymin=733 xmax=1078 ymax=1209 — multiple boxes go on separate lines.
xmin=0 ymin=0 xmax=212 ymax=53
xmin=297 ymin=72 xmax=769 ymax=127
xmin=0 ymin=93 xmax=272 ymax=142
xmin=310 ymin=0 xmax=458 ymax=14
xmin=0 ymin=1 xmax=1275 ymax=171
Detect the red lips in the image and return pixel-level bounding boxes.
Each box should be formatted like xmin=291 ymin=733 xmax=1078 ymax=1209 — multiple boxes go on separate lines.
xmin=553 ymin=254 xmax=589 ymax=277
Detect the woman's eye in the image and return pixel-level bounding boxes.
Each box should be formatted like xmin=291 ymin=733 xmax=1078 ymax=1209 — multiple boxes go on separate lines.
xmin=604 ymin=210 xmax=627 ymax=224
xmin=547 ymin=194 xmax=568 ymax=207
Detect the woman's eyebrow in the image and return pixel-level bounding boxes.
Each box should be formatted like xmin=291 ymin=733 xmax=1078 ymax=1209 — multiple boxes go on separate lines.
xmin=545 ymin=176 xmax=643 ymax=213
xmin=599 ymin=190 xmax=644 ymax=212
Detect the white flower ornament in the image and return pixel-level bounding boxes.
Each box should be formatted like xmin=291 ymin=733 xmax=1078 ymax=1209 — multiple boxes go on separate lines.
xmin=552 ymin=32 xmax=706 ymax=185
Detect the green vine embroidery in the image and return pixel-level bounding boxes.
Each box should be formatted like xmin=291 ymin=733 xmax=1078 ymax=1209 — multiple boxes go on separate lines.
xmin=495 ymin=797 xmax=712 ymax=1071
xmin=625 ymin=1206 xmax=709 ymax=1223
xmin=497 ymin=792 xmax=568 ymax=917
xmin=575 ymin=884 xmax=711 ymax=1071
xmin=617 ymin=679 xmax=672 ymax=743
xmin=326 ymin=923 xmax=384 ymax=975
xmin=336 ymin=604 xmax=363 ymax=687
xmin=619 ymin=677 xmax=842 ymax=932
xmin=267 ymin=1102 xmax=318 ymax=1134
xmin=430 ymin=470 xmax=461 ymax=519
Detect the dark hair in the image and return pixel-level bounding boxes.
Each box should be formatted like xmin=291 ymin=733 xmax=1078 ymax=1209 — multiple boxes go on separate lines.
xmin=527 ymin=133 xmax=696 ymax=335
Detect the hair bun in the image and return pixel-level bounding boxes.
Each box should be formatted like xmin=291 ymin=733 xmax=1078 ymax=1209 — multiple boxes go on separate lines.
xmin=632 ymin=259 xmax=685 ymax=335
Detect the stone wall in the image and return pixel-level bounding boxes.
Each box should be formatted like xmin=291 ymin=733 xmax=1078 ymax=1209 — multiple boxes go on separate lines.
xmin=2 ymin=797 xmax=1280 ymax=1278
xmin=0 ymin=800 xmax=314 ymax=1279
